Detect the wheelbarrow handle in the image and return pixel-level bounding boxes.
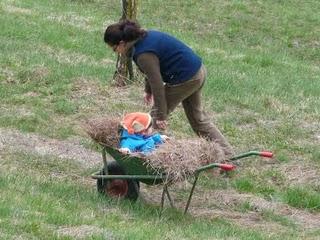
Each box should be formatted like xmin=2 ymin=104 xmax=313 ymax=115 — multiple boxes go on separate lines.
xmin=218 ymin=163 xmax=236 ymax=171
xmin=230 ymin=151 xmax=273 ymax=161
xmin=185 ymin=150 xmax=272 ymax=214
xmin=259 ymin=151 xmax=273 ymax=158
xmin=196 ymin=163 xmax=236 ymax=173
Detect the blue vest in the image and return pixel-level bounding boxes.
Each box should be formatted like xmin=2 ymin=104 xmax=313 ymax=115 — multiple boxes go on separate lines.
xmin=133 ymin=30 xmax=202 ymax=84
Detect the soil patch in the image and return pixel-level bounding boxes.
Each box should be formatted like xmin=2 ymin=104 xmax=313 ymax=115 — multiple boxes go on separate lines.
xmin=0 ymin=128 xmax=101 ymax=168
xmin=139 ymin=183 xmax=320 ymax=231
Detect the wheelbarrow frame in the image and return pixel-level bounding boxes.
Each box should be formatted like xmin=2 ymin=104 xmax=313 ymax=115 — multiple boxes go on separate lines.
xmin=92 ymin=145 xmax=273 ymax=214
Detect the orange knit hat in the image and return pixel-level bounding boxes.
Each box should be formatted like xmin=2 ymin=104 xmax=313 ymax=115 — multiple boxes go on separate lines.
xmin=121 ymin=112 xmax=152 ymax=134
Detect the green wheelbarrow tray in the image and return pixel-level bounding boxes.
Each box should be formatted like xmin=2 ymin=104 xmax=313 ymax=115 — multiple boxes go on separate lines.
xmin=91 ymin=145 xmax=273 ymax=214
xmin=100 ymin=145 xmax=167 ymax=185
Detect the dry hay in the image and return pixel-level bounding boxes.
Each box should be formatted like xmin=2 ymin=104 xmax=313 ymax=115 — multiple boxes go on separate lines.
xmin=84 ymin=116 xmax=227 ymax=181
xmin=83 ymin=116 xmax=121 ymax=148
xmin=143 ymin=138 xmax=226 ymax=181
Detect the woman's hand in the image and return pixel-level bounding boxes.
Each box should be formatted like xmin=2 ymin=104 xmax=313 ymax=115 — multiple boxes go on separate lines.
xmin=156 ymin=119 xmax=167 ymax=130
xmin=143 ymin=92 xmax=153 ymax=105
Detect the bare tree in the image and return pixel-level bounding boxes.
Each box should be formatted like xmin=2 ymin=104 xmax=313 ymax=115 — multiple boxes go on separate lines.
xmin=113 ymin=0 xmax=138 ymax=86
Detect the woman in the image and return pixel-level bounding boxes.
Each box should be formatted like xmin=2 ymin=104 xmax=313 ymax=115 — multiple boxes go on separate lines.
xmin=104 ymin=20 xmax=234 ymax=157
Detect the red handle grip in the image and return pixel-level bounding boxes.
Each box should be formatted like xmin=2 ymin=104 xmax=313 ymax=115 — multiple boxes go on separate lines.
xmin=259 ymin=151 xmax=273 ymax=158
xmin=219 ymin=164 xmax=236 ymax=171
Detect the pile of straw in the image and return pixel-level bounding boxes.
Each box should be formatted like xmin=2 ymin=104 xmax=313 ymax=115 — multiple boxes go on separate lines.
xmin=84 ymin=116 xmax=226 ymax=181
xmin=84 ymin=116 xmax=121 ymax=148
xmin=143 ymin=138 xmax=226 ymax=181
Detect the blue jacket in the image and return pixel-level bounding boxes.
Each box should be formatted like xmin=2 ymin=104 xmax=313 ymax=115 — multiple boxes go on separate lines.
xmin=119 ymin=129 xmax=164 ymax=154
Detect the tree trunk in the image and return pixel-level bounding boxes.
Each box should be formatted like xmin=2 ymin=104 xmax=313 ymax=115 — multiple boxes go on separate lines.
xmin=113 ymin=0 xmax=138 ymax=87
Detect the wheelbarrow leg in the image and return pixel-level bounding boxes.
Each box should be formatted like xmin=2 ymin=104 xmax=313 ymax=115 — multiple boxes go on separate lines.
xmin=102 ymin=147 xmax=108 ymax=175
xmin=159 ymin=184 xmax=174 ymax=216
xmin=101 ymin=148 xmax=108 ymax=188
xmin=184 ymin=173 xmax=199 ymax=214
xmin=159 ymin=184 xmax=167 ymax=216
xmin=165 ymin=186 xmax=174 ymax=208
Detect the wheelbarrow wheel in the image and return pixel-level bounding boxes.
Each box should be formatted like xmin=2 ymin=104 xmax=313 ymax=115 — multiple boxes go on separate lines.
xmin=97 ymin=161 xmax=140 ymax=201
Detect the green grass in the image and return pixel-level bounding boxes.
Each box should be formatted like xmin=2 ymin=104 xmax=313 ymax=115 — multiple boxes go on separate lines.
xmin=1 ymin=0 xmax=320 ymax=239
xmin=232 ymin=168 xmax=320 ymax=209
xmin=1 ymin=151 xmax=284 ymax=240
xmin=283 ymin=186 xmax=320 ymax=211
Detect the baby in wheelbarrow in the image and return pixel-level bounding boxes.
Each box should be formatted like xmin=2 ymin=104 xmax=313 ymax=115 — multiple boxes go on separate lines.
xmin=119 ymin=112 xmax=169 ymax=154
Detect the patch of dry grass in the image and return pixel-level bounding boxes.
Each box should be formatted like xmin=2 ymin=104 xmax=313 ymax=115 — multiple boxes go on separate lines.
xmin=2 ymin=5 xmax=32 ymax=15
xmin=56 ymin=225 xmax=113 ymax=239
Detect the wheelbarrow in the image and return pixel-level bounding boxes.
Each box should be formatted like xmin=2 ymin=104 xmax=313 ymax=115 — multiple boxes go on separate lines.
xmin=91 ymin=145 xmax=273 ymax=214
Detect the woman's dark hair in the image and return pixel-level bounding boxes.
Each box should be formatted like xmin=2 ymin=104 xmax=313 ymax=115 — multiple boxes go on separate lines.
xmin=104 ymin=20 xmax=147 ymax=46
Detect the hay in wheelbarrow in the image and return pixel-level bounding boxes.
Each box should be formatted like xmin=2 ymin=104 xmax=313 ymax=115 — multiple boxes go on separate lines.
xmin=143 ymin=138 xmax=226 ymax=181
xmin=84 ymin=116 xmax=226 ymax=181
xmin=83 ymin=116 xmax=121 ymax=148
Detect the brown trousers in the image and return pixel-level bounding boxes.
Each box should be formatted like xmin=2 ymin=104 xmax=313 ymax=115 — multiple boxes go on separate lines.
xmin=159 ymin=65 xmax=234 ymax=156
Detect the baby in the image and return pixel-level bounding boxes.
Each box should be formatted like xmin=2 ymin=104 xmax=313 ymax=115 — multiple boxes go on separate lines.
xmin=119 ymin=112 xmax=168 ymax=154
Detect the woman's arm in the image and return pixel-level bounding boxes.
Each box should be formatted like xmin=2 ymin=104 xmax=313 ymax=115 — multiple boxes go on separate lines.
xmin=137 ymin=53 xmax=167 ymax=121
xmin=143 ymin=79 xmax=153 ymax=105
